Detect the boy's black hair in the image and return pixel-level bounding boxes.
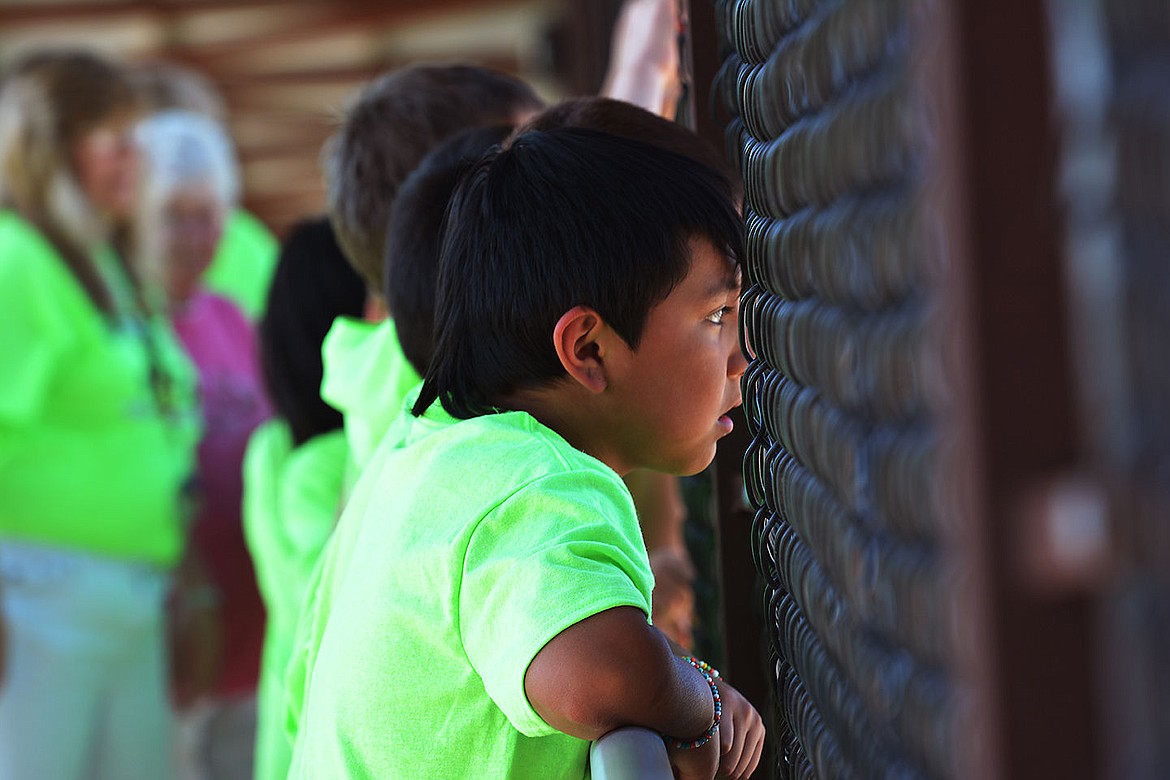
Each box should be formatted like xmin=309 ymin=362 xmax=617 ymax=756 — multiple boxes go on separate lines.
xmin=413 ymin=127 xmax=743 ymax=419
xmin=516 ymin=97 xmax=743 ymax=203
xmin=259 ymin=216 xmax=367 ymax=446
xmin=384 ymin=125 xmax=512 ymax=377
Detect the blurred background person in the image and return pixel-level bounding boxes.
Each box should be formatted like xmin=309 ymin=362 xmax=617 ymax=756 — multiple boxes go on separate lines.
xmin=0 ymin=48 xmax=200 ymax=780
xmin=132 ymin=60 xmax=279 ymax=321
xmin=242 ymin=215 xmax=367 ymax=780
xmin=134 ymin=109 xmax=272 ymax=780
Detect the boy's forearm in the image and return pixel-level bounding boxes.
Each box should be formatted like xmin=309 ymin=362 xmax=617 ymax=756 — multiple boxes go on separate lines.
xmin=637 ymin=644 xmax=718 ymax=739
xmin=525 ymin=606 xmax=716 ymax=742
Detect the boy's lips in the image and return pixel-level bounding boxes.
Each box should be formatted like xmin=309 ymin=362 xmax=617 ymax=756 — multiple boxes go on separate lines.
xmin=717 ymin=398 xmax=741 ymax=433
xmin=717 ymin=412 xmax=735 ymax=434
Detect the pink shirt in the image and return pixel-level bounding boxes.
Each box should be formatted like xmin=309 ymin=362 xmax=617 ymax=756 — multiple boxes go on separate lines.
xmin=173 ymin=289 xmax=272 ymax=696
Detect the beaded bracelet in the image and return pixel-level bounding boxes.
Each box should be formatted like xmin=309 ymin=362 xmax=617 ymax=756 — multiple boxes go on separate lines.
xmin=663 ymin=655 xmax=722 ymax=750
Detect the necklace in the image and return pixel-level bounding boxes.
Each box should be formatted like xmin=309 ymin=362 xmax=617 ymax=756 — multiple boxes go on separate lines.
xmin=92 ymin=246 xmax=183 ymax=422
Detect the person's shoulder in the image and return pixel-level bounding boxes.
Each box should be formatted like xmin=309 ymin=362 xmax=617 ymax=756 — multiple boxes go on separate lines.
xmin=0 ymin=212 xmax=92 ymax=322
xmin=423 ymin=411 xmax=622 ymax=490
xmin=0 ymin=210 xmax=42 ymax=242
xmin=321 ymin=315 xmax=375 ymax=372
xmin=456 ymin=416 xmax=642 ymax=550
xmin=0 ymin=211 xmax=66 ymax=273
xmin=491 ymin=411 xmax=613 ymax=469
xmin=329 ymin=317 xmax=411 ymax=382
xmin=284 ymin=428 xmax=350 ymax=498
xmin=223 ymin=208 xmax=278 ymax=254
xmin=242 ymin=418 xmax=294 ymax=526
xmin=245 ymin=418 xmax=295 ymax=473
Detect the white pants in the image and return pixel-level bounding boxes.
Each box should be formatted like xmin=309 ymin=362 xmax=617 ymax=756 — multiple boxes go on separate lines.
xmin=0 ymin=540 xmax=175 ymax=780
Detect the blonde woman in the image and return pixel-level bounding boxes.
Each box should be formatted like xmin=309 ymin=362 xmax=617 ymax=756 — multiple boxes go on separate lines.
xmin=0 ymin=49 xmax=199 ymax=779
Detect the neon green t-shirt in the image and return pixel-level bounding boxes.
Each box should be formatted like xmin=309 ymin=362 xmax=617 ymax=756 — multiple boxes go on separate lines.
xmin=0 ymin=212 xmax=199 ymax=565
xmin=203 ymin=209 xmax=278 ymax=321
xmin=242 ymin=420 xmax=348 ymax=780
xmin=319 ymin=316 xmax=421 ymax=472
xmin=287 ymin=400 xmax=654 ymax=779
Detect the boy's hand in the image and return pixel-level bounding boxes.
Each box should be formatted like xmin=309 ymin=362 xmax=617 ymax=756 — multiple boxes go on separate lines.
xmin=715 ymin=681 xmax=766 ymax=778
xmin=667 ymin=737 xmax=719 ymax=780
xmin=666 ymin=680 xmax=764 ymax=780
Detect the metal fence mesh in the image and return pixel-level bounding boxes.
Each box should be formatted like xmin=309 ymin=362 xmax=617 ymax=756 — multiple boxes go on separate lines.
xmin=715 ymin=2 xmax=958 ymax=777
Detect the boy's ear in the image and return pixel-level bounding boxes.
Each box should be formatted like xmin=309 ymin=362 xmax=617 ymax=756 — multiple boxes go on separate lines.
xmin=552 ymin=305 xmax=609 ymax=394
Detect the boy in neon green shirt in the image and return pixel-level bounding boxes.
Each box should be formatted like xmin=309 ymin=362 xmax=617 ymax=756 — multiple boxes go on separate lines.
xmin=288 ymin=128 xmax=765 ymax=779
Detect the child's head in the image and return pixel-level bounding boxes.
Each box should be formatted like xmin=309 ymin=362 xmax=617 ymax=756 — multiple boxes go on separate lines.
xmin=515 ymin=96 xmax=742 ymax=202
xmin=323 ymin=63 xmax=543 ymax=292
xmin=387 ymin=98 xmax=739 ymax=381
xmin=413 ymin=127 xmax=745 ymax=474
xmin=259 ymin=216 xmax=366 ymax=447
xmin=133 ymin=109 xmax=239 ymax=304
xmin=384 ymin=124 xmax=512 ymax=377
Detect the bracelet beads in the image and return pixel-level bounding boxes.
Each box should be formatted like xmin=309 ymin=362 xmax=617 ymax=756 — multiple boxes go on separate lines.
xmin=664 ymin=655 xmax=723 ymax=750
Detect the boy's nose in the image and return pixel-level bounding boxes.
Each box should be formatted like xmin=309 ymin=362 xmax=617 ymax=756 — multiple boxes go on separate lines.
xmin=728 ymin=341 xmax=748 ymax=380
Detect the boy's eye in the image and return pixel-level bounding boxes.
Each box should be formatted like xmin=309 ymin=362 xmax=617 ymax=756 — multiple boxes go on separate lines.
xmin=707 ymin=306 xmax=733 ymax=325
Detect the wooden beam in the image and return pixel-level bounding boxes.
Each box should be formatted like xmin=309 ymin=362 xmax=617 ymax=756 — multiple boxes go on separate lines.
xmin=0 ymin=0 xmax=513 ymax=26
xmin=946 ymin=1 xmax=1101 ymax=777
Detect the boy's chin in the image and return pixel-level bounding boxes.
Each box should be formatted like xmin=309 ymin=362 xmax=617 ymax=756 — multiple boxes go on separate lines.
xmin=651 ymin=447 xmax=719 ymax=478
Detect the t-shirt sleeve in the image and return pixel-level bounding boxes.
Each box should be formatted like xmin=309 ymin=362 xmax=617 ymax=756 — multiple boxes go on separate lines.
xmin=0 ymin=225 xmax=75 ymax=426
xmin=458 ymin=468 xmax=654 ymax=738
